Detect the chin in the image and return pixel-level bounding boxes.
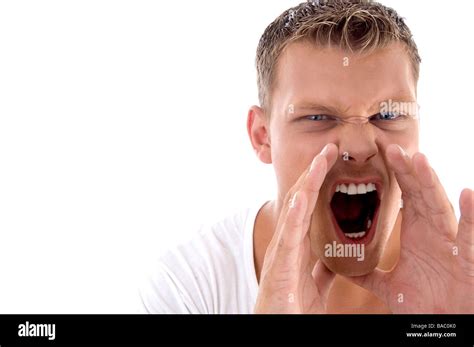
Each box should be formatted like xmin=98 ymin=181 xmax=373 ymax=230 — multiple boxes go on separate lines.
xmin=320 ymin=241 xmax=384 ymax=276
xmin=310 ymin=178 xmax=400 ymax=277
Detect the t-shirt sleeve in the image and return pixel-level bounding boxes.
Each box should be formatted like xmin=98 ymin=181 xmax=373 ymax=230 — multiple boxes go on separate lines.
xmin=138 ymin=212 xmax=253 ymax=314
xmin=139 ymin=262 xmax=195 ymax=314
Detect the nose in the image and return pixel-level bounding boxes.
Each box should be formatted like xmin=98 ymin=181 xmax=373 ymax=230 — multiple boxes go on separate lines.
xmin=338 ymin=122 xmax=378 ymax=164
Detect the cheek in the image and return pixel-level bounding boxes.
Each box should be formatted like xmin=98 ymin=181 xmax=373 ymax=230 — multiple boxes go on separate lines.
xmin=375 ymin=126 xmax=419 ymax=155
xmin=406 ymin=125 xmax=420 ymax=153
xmin=271 ymin=133 xmax=320 ymax=194
xmin=398 ymin=126 xmax=419 ymax=153
xmin=272 ymin=145 xmax=305 ymax=195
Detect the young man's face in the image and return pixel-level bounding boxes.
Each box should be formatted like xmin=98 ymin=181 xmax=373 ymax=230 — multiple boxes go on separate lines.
xmin=268 ymin=41 xmax=419 ymax=276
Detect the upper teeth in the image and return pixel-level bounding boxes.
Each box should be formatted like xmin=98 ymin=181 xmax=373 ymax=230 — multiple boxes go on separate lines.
xmin=336 ymin=183 xmax=376 ymax=195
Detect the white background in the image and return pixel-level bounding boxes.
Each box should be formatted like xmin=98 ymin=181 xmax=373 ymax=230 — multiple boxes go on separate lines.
xmin=0 ymin=0 xmax=472 ymax=313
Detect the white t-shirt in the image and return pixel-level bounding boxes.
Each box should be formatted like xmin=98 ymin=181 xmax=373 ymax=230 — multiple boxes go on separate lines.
xmin=139 ymin=201 xmax=266 ymax=314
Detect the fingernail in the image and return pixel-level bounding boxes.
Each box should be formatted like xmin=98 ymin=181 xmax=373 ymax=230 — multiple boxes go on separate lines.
xmin=289 ymin=191 xmax=298 ymax=209
xmin=320 ymin=144 xmax=329 ymax=157
xmin=309 ymin=156 xmax=318 ymax=173
xmin=397 ymin=145 xmax=408 ymax=158
xmin=310 ymin=145 xmax=329 ymax=172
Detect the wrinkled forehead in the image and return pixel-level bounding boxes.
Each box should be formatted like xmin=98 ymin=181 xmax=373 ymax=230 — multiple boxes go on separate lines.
xmin=271 ymin=41 xmax=417 ymax=117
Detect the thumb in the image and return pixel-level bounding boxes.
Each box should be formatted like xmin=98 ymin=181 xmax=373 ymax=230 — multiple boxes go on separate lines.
xmin=312 ymin=260 xmax=336 ymax=304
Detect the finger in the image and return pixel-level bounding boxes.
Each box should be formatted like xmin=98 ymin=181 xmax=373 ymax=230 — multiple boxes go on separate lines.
xmin=386 ymin=144 xmax=420 ymax=219
xmin=413 ymin=152 xmax=457 ymax=237
xmin=385 ymin=144 xmax=423 ymax=226
xmin=311 ymin=260 xmax=336 ymax=304
xmin=387 ymin=144 xmax=456 ymax=237
xmin=412 ymin=153 xmax=455 ymax=215
xmin=456 ymin=188 xmax=474 ymax=275
xmin=301 ymin=143 xmax=338 ymax=229
xmin=386 ymin=144 xmax=421 ymax=201
xmin=343 ymin=268 xmax=389 ymax=300
xmin=274 ymin=144 xmax=336 ymax=246
xmin=386 ymin=144 xmax=450 ymax=213
xmin=273 ymin=190 xmax=308 ymax=258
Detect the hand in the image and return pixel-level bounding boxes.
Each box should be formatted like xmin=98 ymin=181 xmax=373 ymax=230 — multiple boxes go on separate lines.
xmin=254 ymin=143 xmax=338 ymax=313
xmin=344 ymin=144 xmax=474 ymax=313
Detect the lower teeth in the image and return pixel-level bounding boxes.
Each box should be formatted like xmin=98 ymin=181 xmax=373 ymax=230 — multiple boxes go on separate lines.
xmin=346 ymin=231 xmax=366 ymax=239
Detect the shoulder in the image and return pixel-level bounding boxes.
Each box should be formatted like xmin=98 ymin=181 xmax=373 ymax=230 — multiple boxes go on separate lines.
xmin=140 ymin=204 xmax=263 ymax=314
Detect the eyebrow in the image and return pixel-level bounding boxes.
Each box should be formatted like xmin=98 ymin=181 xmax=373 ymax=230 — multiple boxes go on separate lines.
xmin=294 ymin=102 xmax=342 ymax=114
xmin=292 ymin=95 xmax=417 ymax=116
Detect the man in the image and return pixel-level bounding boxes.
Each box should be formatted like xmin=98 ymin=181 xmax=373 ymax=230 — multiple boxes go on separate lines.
xmin=140 ymin=0 xmax=473 ymax=313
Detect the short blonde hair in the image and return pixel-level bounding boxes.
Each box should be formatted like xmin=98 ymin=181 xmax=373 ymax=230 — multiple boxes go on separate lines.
xmin=256 ymin=0 xmax=421 ymax=110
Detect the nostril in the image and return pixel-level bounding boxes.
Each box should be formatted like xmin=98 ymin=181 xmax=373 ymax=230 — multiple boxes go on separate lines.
xmin=341 ymin=152 xmax=377 ymax=163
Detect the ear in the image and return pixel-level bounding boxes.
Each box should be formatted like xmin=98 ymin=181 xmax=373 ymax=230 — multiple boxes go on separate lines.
xmin=247 ymin=105 xmax=272 ymax=164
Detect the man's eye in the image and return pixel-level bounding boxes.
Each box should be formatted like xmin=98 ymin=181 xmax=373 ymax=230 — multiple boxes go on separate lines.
xmin=374 ymin=112 xmax=403 ymax=121
xmin=305 ymin=114 xmax=332 ymax=121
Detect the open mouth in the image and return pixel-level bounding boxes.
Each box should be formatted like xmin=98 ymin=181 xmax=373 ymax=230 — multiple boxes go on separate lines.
xmin=330 ymin=181 xmax=381 ymax=244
